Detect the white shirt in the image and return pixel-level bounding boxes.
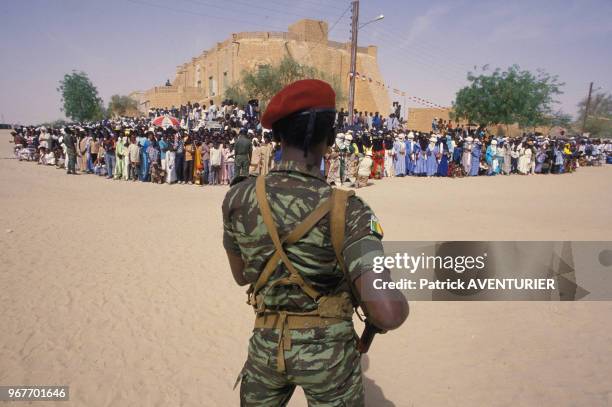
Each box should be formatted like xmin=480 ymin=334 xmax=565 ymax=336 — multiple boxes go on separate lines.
xmin=210 ymin=147 xmax=222 ymax=166
xmin=358 ymin=156 xmax=373 ymax=177
xmin=208 ymin=104 xmax=218 ymax=119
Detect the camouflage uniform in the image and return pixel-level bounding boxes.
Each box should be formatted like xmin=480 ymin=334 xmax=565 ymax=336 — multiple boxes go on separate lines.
xmin=63 ymin=132 xmax=77 ymax=174
xmin=234 ymin=135 xmax=252 ymax=178
xmin=222 ymin=160 xmax=385 ymax=406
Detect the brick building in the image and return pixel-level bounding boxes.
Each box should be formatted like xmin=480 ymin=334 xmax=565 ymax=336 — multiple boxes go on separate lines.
xmin=137 ymin=19 xmax=391 ymax=115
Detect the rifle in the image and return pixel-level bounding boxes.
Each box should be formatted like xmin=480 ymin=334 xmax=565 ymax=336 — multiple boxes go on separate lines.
xmin=357 ymin=320 xmax=385 ymax=354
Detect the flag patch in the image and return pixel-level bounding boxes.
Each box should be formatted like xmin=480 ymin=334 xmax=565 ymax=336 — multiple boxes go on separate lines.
xmin=370 ymin=215 xmax=384 ymax=238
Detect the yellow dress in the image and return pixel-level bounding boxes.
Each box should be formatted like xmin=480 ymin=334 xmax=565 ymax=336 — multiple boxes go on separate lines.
xmin=194 ymin=145 xmax=203 ymax=185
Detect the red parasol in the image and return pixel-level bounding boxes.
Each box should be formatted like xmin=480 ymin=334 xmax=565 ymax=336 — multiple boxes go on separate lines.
xmin=152 ymin=115 xmax=180 ymax=129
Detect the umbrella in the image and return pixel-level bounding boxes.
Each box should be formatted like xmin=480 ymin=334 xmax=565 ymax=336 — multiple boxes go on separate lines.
xmin=152 ymin=115 xmax=180 ymax=129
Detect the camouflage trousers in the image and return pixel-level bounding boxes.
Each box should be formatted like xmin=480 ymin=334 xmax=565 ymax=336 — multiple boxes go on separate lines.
xmin=234 ymin=155 xmax=250 ymax=178
xmin=238 ymin=322 xmax=364 ymax=406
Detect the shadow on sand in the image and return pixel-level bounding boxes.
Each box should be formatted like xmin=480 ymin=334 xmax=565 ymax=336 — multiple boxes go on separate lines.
xmin=362 ymin=354 xmax=395 ymax=406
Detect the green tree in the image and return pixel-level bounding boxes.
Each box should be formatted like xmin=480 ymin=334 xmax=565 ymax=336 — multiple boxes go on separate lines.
xmin=577 ymin=92 xmax=612 ymax=138
xmin=57 ymin=71 xmax=104 ymax=122
xmin=225 ymin=56 xmax=345 ymax=111
xmin=108 ymin=94 xmax=139 ymax=117
xmin=452 ymin=65 xmax=564 ymax=129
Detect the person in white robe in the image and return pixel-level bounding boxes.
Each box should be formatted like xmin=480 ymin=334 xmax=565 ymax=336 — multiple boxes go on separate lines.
xmin=462 ymin=136 xmax=473 ymax=174
xmin=165 ymin=149 xmax=177 ymax=184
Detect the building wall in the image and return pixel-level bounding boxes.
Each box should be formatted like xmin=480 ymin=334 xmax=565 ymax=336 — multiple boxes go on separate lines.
xmin=406 ymin=107 xmax=561 ymax=137
xmin=141 ymin=19 xmax=390 ymax=116
xmin=406 ymin=108 xmax=454 ymax=132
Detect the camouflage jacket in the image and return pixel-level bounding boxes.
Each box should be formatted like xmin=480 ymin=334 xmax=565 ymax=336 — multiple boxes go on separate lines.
xmin=222 ymin=160 xmax=384 ymax=313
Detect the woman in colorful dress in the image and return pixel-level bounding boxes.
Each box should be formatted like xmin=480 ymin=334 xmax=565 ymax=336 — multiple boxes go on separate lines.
xmin=371 ymin=134 xmax=385 ymax=179
xmin=534 ymin=144 xmax=547 ymax=174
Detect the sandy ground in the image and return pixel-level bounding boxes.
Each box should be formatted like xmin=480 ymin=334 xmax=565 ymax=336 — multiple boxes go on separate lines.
xmin=1 ymin=129 xmax=611 ymax=406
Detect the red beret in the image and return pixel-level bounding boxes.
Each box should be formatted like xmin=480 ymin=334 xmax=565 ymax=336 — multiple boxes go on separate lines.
xmin=261 ymin=79 xmax=335 ymax=129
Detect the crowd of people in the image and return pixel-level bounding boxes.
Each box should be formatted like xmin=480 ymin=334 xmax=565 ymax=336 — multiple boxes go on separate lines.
xmin=10 ymin=123 xmax=268 ymax=186
xmin=326 ymin=128 xmax=611 ymax=188
xmin=9 ymin=99 xmax=612 ymax=188
xmin=147 ymin=98 xmax=259 ymax=130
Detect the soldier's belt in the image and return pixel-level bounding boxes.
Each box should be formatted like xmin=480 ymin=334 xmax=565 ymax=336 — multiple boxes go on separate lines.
xmin=254 ymin=312 xmax=347 ymax=330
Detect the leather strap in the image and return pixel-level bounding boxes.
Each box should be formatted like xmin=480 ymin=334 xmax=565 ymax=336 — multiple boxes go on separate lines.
xmin=254 ymin=313 xmax=346 ymax=329
xmin=330 ymin=188 xmax=357 ymax=303
xmin=252 ymin=196 xmax=333 ymax=296
xmin=255 ymin=175 xmax=322 ymax=301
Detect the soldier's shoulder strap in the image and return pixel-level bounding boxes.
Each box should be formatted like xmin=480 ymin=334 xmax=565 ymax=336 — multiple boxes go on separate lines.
xmin=330 ymin=188 xmax=359 ymax=304
xmin=254 ymin=175 xmax=322 ymax=301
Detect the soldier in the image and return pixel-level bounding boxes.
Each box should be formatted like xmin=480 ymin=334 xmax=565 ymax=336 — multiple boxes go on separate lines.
xmin=233 ymin=128 xmax=252 ymax=179
xmin=63 ymin=127 xmax=77 ymax=175
xmin=222 ymin=79 xmax=409 ymax=406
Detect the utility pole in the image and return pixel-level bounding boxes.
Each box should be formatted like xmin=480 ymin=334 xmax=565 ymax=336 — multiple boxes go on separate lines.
xmin=582 ymin=81 xmax=593 ymax=134
xmin=347 ymin=0 xmax=359 ymax=125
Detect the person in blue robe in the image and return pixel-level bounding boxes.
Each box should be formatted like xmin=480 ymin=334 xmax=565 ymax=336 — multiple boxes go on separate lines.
xmin=404 ymin=133 xmax=415 ymax=175
xmin=446 ymin=136 xmax=454 ymax=158
xmin=413 ymin=141 xmax=425 ymax=175
xmin=469 ymin=140 xmax=482 ymax=176
xmin=139 ymin=135 xmax=150 ymax=181
xmin=425 ymin=136 xmax=438 ymax=176
xmin=436 ymin=139 xmax=449 ymax=177
xmin=494 ymin=140 xmax=505 ymax=175
xmin=452 ymin=141 xmax=463 ymax=164
xmin=393 ymin=135 xmax=406 ymax=176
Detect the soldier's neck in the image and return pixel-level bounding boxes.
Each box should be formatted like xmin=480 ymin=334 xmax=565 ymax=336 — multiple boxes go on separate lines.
xmin=281 ymin=144 xmax=324 ymax=168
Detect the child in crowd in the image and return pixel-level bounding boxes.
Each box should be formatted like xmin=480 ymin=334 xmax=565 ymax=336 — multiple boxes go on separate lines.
xmin=128 ymin=137 xmax=140 ymax=181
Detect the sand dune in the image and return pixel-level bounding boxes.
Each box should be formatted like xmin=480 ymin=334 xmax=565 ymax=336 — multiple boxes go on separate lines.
xmin=1 ymin=130 xmax=611 ymax=406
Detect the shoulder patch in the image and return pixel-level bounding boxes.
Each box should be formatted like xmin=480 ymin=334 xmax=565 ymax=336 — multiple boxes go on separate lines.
xmin=370 ymin=214 xmax=384 ymax=239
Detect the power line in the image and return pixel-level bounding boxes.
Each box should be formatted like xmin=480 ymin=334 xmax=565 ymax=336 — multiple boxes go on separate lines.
xmin=179 ymin=0 xmax=325 ymax=20
xmin=360 ymin=26 xmax=470 ymax=82
xmin=372 ymin=42 xmax=468 ymax=88
xmin=284 ymin=0 xmax=347 ymax=12
xmin=375 ymin=44 xmax=468 ymax=86
xmin=259 ymin=0 xmax=346 ymax=15
xmin=329 ymin=3 xmax=351 ymax=34
xmin=125 ymin=0 xmax=288 ymax=31
xmin=372 ymin=24 xmax=477 ymax=75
